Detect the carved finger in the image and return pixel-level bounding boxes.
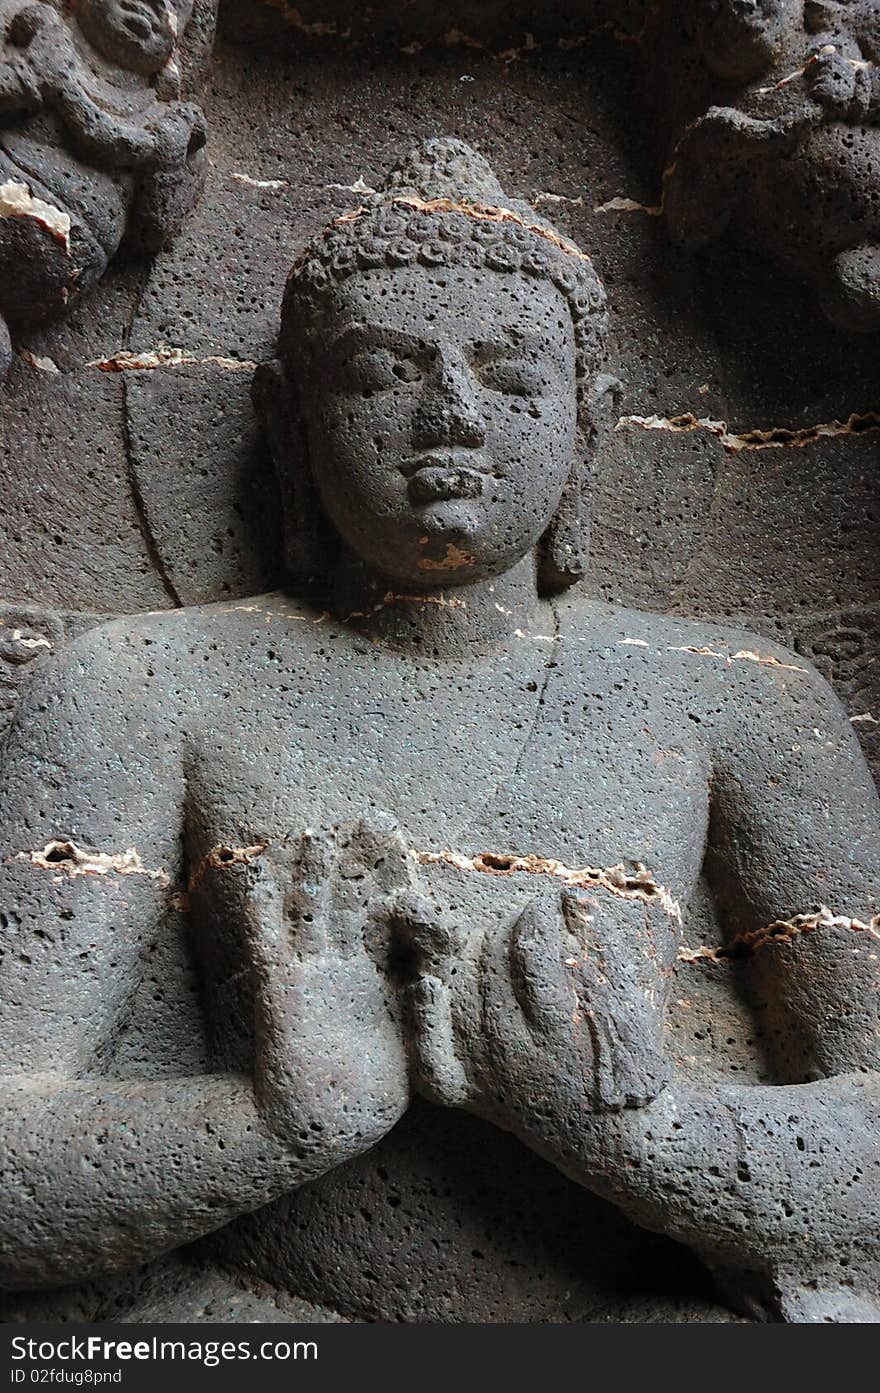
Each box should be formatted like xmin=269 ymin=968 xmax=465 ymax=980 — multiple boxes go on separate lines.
xmin=339 ymin=809 xmax=409 ymax=885
xmin=559 ymin=891 xmax=671 ymax=1110
xmin=560 ymin=889 xmax=596 ymax=942
xmin=508 ymin=893 xmax=573 ymax=1034
xmin=284 ymin=828 xmax=336 ymax=955
xmin=581 ymin=1008 xmax=671 ymax=1112
xmin=387 ymin=888 xmax=464 ymax=979
xmin=241 ymin=857 xmax=289 ymax=991
xmin=404 ymin=975 xmax=470 ymax=1107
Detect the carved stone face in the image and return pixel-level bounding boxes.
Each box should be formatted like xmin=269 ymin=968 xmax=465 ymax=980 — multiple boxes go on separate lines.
xmin=72 ymin=0 xmax=176 ymax=76
xmin=295 ymin=264 xmax=578 ymax=586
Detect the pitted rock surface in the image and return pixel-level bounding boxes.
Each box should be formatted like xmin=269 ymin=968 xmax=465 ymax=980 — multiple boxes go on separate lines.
xmin=0 ymin=6 xmax=878 ymax=1325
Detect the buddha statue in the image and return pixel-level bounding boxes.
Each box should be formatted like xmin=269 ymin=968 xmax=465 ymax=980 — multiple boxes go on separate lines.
xmin=0 ymin=138 xmax=878 ymax=1324
xmin=0 ymin=0 xmax=216 ymax=380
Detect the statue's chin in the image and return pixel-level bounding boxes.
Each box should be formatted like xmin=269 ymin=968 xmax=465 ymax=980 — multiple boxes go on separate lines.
xmin=373 ymin=545 xmax=530 ymax=590
xmin=336 ymin=502 xmax=518 ymax=586
xmin=332 ymin=495 xmax=545 ymax=589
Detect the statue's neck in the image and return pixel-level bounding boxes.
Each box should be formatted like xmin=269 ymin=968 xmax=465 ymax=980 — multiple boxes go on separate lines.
xmin=331 ymin=552 xmax=540 ymax=655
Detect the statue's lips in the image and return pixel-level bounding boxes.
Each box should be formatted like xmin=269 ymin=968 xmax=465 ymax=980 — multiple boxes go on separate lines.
xmin=407 ymin=466 xmax=485 ymax=504
xmin=402 ymin=452 xmax=487 ymax=504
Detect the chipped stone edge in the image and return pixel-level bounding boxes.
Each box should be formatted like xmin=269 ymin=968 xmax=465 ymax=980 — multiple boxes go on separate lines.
xmin=17 ymin=840 xmax=170 ymax=887
xmin=414 ymin=847 xmax=683 ymax=923
xmin=18 ymin=349 xmax=61 ymax=375
xmin=616 ymin=410 xmax=880 ymax=454
xmin=0 ymin=180 xmax=71 ymax=253
xmin=88 ymin=346 xmax=257 ymax=373
xmin=679 ymin=905 xmax=880 ymax=963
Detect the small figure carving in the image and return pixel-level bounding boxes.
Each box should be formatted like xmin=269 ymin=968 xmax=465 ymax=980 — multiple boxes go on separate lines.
xmin=0 ymin=0 xmax=217 ymax=379
xmin=659 ymin=0 xmax=880 ymax=331
xmin=1 ymin=139 xmax=879 ymax=1322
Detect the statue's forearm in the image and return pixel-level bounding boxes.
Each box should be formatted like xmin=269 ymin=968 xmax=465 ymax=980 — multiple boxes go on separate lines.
xmin=0 ymin=1072 xmax=311 ymax=1291
xmin=0 ymin=56 xmax=43 ymax=119
xmin=524 ymin=1072 xmax=880 ymax=1270
xmin=52 ymin=87 xmax=178 ymax=171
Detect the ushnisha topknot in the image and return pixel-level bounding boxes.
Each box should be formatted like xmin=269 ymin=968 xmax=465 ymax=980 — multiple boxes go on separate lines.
xmin=281 ymin=137 xmax=608 ymax=377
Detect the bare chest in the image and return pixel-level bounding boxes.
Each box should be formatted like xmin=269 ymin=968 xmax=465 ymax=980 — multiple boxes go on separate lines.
xmin=187 ymin=638 xmax=711 ymax=924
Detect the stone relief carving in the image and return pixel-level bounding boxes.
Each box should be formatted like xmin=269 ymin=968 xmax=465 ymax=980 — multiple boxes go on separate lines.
xmin=1 ymin=136 xmax=878 ymax=1324
xmin=653 ymin=0 xmax=880 ymax=331
xmin=0 ymin=0 xmax=217 ymax=381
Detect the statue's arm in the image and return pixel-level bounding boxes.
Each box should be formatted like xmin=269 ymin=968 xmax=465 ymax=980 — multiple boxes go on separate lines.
xmin=49 ymin=81 xmax=202 ymax=174
xmin=706 ymin=659 xmax=880 ymax=1080
xmin=402 ymin=889 xmax=880 ymax=1315
xmin=0 ymin=632 xmax=339 ymax=1291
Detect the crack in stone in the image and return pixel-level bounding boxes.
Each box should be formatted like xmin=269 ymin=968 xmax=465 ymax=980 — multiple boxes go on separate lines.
xmin=17 ymin=840 xmax=170 ymax=887
xmin=616 ymin=410 xmax=880 ymax=453
xmin=90 ymin=346 xmax=257 ymax=373
xmin=755 ymin=43 xmax=873 ymax=95
xmin=260 ymin=1 xmax=347 ymax=37
xmin=230 ymin=172 xmax=289 ymax=190
xmin=119 ymin=370 xmax=183 ymax=608
xmin=413 ymin=847 xmax=683 ymax=923
xmin=532 ymin=191 xmax=585 ymax=209
xmin=594 ymin=195 xmax=663 ymax=216
xmin=506 ymin=598 xmax=558 ymax=793
xmin=113 ymin=265 xmax=183 ymax=610
xmin=615 ymin=638 xmax=807 ymax=673
xmin=327 ymin=177 xmax=377 ymax=196
xmin=72 ymin=824 xmax=688 ymax=936
xmin=665 ymin=644 xmax=807 ymax=672
xmin=679 ymin=906 xmax=880 ymax=963
xmin=224 ymin=603 xmax=329 ymax=622
xmin=439 ymin=20 xmax=643 ymax=60
xmin=345 ymin=591 xmax=468 ymax=622
xmin=254 ymin=4 xmax=639 ymax=60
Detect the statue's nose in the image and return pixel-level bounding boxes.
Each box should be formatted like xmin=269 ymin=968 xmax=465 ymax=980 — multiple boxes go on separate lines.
xmin=412 ymin=352 xmax=486 ymax=449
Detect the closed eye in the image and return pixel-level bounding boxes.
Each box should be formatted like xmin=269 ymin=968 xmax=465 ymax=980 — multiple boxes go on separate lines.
xmin=345 ymin=349 xmax=425 ymax=394
xmin=477 ymin=358 xmax=551 ymax=396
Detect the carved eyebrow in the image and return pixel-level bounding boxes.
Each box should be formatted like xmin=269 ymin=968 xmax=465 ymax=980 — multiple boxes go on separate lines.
xmin=330 ymin=324 xmax=428 ymax=356
xmin=474 ymin=331 xmax=551 ymax=357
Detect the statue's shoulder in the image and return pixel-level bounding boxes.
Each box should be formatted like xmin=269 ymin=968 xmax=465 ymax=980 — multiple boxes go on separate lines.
xmin=20 ymin=591 xmax=325 ymax=723
xmin=553 ymin=594 xmax=834 ymax=720
xmin=551 ymin=592 xmax=789 ymax=656
xmin=60 ymin=590 xmax=324 ymax=666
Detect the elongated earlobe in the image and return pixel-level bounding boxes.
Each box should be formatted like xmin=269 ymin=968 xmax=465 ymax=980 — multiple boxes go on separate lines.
xmin=539 ymin=442 xmax=593 ymax=594
xmin=252 ymin=359 xmax=328 ymax=580
xmin=539 ymin=373 xmax=622 ymax=594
